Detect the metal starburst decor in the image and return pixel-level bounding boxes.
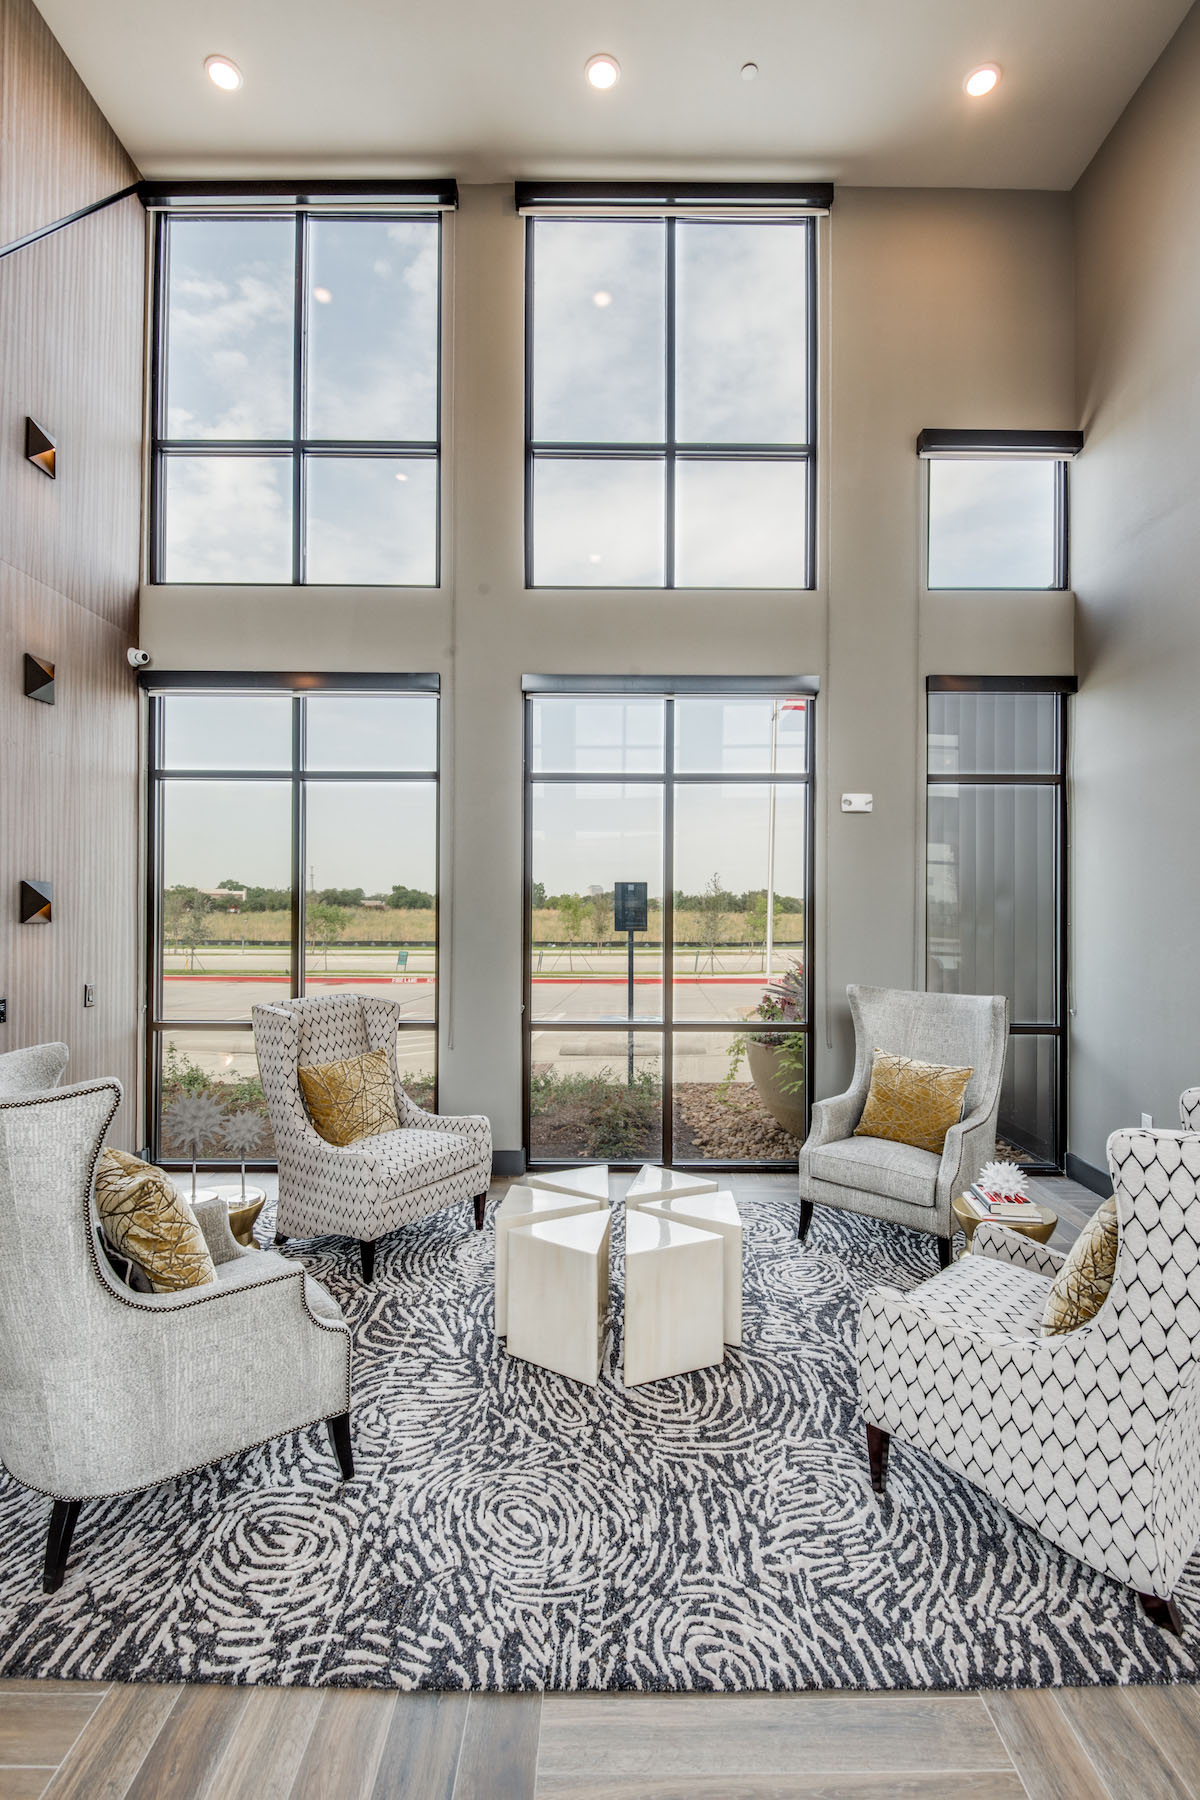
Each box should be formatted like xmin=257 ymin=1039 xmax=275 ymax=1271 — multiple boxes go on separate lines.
xmin=222 ymin=1109 xmax=271 ymax=1197
xmin=163 ymin=1091 xmax=228 ymax=1199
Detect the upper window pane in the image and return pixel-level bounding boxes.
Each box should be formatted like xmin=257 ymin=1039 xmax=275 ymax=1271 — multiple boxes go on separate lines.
xmin=928 ymin=459 xmax=1060 ymax=589
xmin=531 ymin=697 xmax=665 ymax=774
xmin=165 ymin=219 xmax=295 ymax=440
xmin=162 ymin=695 xmax=293 ymax=770
xmin=305 ymin=695 xmax=438 ymax=771
xmin=306 ymin=220 xmax=439 ymax=441
xmin=532 ymin=221 xmax=665 ymax=443
xmin=675 ymin=697 xmax=809 ymax=774
xmin=928 ymin=691 xmax=1060 ymax=777
xmin=675 ymin=222 xmax=807 ymax=444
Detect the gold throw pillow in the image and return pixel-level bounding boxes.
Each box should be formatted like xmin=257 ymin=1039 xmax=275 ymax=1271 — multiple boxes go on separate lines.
xmin=298 ymin=1047 xmax=400 ymax=1147
xmin=94 ymin=1147 xmax=216 ymax=1293
xmin=853 ymin=1049 xmax=973 ymax=1156
xmin=1042 ymin=1196 xmax=1119 ymax=1336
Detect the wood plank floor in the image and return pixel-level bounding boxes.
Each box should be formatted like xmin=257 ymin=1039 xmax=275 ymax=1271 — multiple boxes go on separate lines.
xmin=4 ymin=1173 xmax=1190 ymax=1800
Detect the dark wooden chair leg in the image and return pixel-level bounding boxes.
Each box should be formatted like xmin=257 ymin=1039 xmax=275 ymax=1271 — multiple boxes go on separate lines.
xmin=473 ymin=1191 xmax=488 ymax=1231
xmin=358 ymin=1238 xmax=375 ymax=1283
xmin=797 ymin=1199 xmax=814 ymax=1243
xmin=43 ymin=1499 xmax=81 ymax=1594
xmin=273 ymin=1231 xmax=288 ymax=1248
xmin=326 ymin=1412 xmax=354 ymax=1481
xmin=866 ymin=1424 xmax=890 ymax=1495
xmin=937 ymin=1234 xmax=954 ymax=1269
xmin=1138 ymin=1590 xmax=1184 ymax=1636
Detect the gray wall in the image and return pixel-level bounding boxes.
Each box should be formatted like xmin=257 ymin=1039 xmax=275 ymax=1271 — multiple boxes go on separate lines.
xmin=142 ymin=184 xmax=1077 ymax=1158
xmin=1070 ymin=2 xmax=1200 ymax=1167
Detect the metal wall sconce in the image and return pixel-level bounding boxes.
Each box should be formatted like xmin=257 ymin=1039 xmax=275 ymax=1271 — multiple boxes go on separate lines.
xmin=23 ymin=655 xmax=55 ymax=704
xmin=19 ymin=881 xmax=53 ymax=924
xmin=25 ymin=418 xmax=56 ymax=478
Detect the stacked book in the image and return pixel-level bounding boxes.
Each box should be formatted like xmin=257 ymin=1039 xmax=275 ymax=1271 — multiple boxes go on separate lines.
xmin=965 ymin=1181 xmax=1040 ymax=1222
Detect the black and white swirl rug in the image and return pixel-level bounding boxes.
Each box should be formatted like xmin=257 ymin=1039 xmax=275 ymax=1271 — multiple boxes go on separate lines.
xmin=0 ymin=1182 xmax=1196 ymax=1690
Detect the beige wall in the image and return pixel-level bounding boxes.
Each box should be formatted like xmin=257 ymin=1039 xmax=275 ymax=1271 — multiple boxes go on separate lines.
xmin=142 ymin=184 xmax=1077 ymax=1156
xmin=1070 ymin=2 xmax=1200 ymax=1169
xmin=0 ymin=0 xmax=144 ymax=1141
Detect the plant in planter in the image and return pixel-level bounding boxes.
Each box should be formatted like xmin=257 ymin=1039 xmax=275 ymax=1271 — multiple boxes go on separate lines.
xmin=724 ymin=959 xmax=807 ymax=1138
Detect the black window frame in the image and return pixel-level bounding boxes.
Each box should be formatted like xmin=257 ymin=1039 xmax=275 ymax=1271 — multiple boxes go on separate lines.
xmin=918 ymin=429 xmax=1084 ymax=594
xmin=925 ymin=673 xmax=1075 ymax=1172
xmin=523 ymin=212 xmax=820 ymax=591
xmin=521 ymin=674 xmax=818 ymax=1173
xmin=149 ymin=200 xmax=446 ymax=587
xmin=143 ymin=670 xmax=441 ymax=1167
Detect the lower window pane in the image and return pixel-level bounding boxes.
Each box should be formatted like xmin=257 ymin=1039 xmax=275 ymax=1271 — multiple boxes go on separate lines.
xmin=674 ymin=460 xmax=807 ymax=588
xmin=163 ymin=456 xmax=292 ymax=582
xmin=306 ymin=457 xmax=437 ymax=585
xmin=997 ymin=1035 xmax=1058 ymax=1167
xmin=673 ymin=1031 xmax=806 ymax=1164
xmin=159 ymin=1029 xmax=274 ymax=1162
xmin=529 ymin=1030 xmax=662 ymax=1162
xmin=533 ymin=459 xmax=665 ymax=586
xmin=395 ymin=1028 xmax=437 ymax=1113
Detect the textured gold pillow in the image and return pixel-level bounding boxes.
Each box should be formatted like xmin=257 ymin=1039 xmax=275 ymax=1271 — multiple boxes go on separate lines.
xmin=94 ymin=1147 xmax=216 ymax=1293
xmin=1042 ymin=1196 xmax=1119 ymax=1336
xmin=298 ymin=1047 xmax=400 ymax=1147
xmin=853 ymin=1049 xmax=973 ymax=1156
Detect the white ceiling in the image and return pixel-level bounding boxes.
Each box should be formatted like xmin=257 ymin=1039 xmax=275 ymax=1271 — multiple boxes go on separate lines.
xmin=37 ymin=0 xmax=1192 ymax=189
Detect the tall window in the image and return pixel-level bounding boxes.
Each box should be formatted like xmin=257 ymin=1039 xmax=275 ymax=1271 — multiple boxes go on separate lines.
xmin=524 ymin=681 xmax=814 ymax=1168
xmin=926 ymin=679 xmax=1071 ymax=1168
xmin=151 ymin=197 xmax=444 ymax=585
xmin=147 ymin=681 xmax=439 ymax=1165
xmin=525 ymin=211 xmax=817 ymax=588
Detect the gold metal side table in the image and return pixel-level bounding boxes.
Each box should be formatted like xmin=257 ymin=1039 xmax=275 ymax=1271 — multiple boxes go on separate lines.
xmin=952 ymin=1192 xmax=1058 ymax=1258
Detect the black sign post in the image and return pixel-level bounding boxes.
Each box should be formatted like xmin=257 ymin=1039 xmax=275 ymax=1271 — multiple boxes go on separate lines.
xmin=614 ymin=883 xmax=648 ymax=1087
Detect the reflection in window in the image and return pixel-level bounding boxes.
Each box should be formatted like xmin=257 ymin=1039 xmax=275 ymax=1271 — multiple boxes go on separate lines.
xmin=927 ymin=459 xmax=1062 ymax=589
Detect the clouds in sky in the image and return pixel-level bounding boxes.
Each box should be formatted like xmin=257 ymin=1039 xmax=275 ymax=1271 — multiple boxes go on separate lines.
xmin=928 ymin=459 xmax=1058 ymax=588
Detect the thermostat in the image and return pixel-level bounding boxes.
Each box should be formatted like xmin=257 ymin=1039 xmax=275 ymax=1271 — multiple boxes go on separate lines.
xmin=841 ymin=793 xmax=873 ymax=813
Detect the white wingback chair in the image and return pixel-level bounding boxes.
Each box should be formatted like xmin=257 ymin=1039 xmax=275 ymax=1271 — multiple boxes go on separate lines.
xmin=857 ymin=1114 xmax=1200 ymax=1635
xmin=0 ymin=1080 xmax=353 ymax=1594
xmin=253 ymin=993 xmax=492 ymax=1282
xmin=0 ymin=1041 xmax=69 ymax=1096
xmin=798 ymin=985 xmax=1009 ymax=1267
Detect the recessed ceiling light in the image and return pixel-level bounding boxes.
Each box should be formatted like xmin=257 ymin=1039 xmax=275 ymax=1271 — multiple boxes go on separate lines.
xmin=204 ymin=54 xmax=243 ymax=92
xmin=593 ymin=290 xmax=613 ymax=308
xmin=741 ymin=63 xmax=759 ymax=82
xmin=588 ymin=553 xmax=603 ymax=563
xmin=964 ymin=64 xmax=1000 ymax=98
xmin=313 ymin=286 xmax=332 ymax=303
xmin=394 ymin=472 xmax=408 ymax=482
xmin=585 ymin=54 xmax=620 ymax=91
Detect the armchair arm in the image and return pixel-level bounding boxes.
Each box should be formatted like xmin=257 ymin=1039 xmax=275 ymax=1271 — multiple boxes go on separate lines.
xmin=803 ymin=1088 xmax=863 ymax=1152
xmin=972 ymin=1220 xmax=1066 ymax=1279
xmin=937 ymin=1103 xmax=999 ymax=1204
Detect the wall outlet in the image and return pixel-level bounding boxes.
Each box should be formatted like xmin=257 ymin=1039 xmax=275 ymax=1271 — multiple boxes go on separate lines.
xmin=841 ymin=793 xmax=874 ymax=813
xmin=1141 ymin=1112 xmax=1153 ymax=1129
xmin=83 ymin=984 xmax=95 ymax=1008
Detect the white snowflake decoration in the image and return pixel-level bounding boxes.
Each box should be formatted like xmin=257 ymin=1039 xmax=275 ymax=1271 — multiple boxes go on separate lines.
xmin=163 ymin=1091 xmax=227 ymax=1157
xmin=222 ymin=1110 xmax=270 ymax=1160
xmin=978 ymin=1158 xmax=1028 ymax=1199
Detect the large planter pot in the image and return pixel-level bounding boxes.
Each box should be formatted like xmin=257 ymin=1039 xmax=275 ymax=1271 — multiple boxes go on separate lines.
xmin=746 ymin=1038 xmax=806 ymax=1139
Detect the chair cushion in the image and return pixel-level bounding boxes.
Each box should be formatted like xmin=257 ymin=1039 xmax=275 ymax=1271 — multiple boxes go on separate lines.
xmin=897 ymin=1248 xmax=1053 ymax=1337
xmin=298 ymin=1048 xmax=400 ymax=1147
xmin=1042 ymin=1196 xmax=1119 ymax=1336
xmin=810 ymin=1134 xmax=941 ymax=1209
xmin=854 ymin=1048 xmax=972 ymax=1155
xmin=94 ymin=1148 xmax=216 ymax=1293
xmin=356 ymin=1126 xmax=481 ymax=1181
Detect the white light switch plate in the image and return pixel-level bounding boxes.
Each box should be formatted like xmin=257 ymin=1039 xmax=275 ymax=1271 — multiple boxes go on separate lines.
xmin=841 ymin=793 xmax=873 ymax=813
xmin=1142 ymin=1113 xmax=1153 ymax=1129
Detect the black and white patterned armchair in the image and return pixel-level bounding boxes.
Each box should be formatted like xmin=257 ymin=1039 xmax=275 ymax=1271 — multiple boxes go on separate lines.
xmin=857 ymin=1115 xmax=1200 ymax=1635
xmin=253 ymin=994 xmax=492 ymax=1282
xmin=798 ymin=985 xmax=1008 ymax=1267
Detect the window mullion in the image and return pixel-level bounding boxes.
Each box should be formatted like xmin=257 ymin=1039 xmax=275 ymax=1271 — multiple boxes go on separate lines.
xmin=291 ymin=695 xmax=305 ymax=997
xmin=664 ymin=217 xmax=677 ymax=589
xmin=293 ymin=212 xmax=306 ymax=584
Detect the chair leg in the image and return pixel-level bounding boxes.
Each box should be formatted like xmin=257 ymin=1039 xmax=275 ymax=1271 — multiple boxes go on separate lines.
xmin=797 ymin=1199 xmax=814 ymax=1243
xmin=273 ymin=1231 xmax=288 ymax=1248
xmin=473 ymin=1191 xmax=488 ymax=1231
xmin=937 ymin=1234 xmax=953 ymax=1270
xmin=43 ymin=1499 xmax=81 ymax=1594
xmin=326 ymin=1412 xmax=354 ymax=1481
xmin=358 ymin=1238 xmax=376 ymax=1283
xmin=866 ymin=1424 xmax=890 ymax=1495
xmin=1138 ymin=1590 xmax=1184 ymax=1636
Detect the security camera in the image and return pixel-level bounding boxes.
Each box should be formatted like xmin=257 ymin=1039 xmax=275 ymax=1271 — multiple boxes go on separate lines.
xmin=127 ymin=648 xmax=151 ymax=668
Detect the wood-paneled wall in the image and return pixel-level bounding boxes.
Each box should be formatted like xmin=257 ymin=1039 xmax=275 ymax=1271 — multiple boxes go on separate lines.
xmin=0 ymin=0 xmax=143 ymax=1144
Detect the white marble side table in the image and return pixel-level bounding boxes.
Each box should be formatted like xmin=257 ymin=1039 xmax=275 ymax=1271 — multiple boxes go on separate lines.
xmin=525 ymin=1165 xmax=611 ymax=1204
xmin=623 ymin=1211 xmax=724 ymax=1387
xmin=624 ymin=1165 xmax=719 ymax=1210
xmin=641 ymin=1191 xmax=743 ymax=1346
xmin=506 ymin=1211 xmax=612 ymax=1386
xmin=493 ymin=1183 xmax=607 ymax=1335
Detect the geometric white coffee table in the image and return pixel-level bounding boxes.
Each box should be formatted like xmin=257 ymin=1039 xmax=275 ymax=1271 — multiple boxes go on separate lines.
xmin=505 ymin=1210 xmax=612 ymax=1386
xmin=525 ymin=1165 xmax=611 ymax=1204
xmin=623 ymin=1210 xmax=724 ymax=1387
xmin=640 ymin=1190 xmax=743 ymax=1345
xmin=625 ymin=1164 xmax=719 ymax=1210
xmin=493 ymin=1182 xmax=607 ymax=1336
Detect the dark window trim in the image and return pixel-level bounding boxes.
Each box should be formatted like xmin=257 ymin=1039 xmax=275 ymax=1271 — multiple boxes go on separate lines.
xmin=516 ymin=180 xmax=833 ymax=213
xmin=150 ymin=206 xmax=444 ymax=587
xmin=916 ymin=428 xmax=1083 ymax=458
xmin=145 ymin=679 xmax=440 ymax=1165
xmin=925 ymin=457 xmax=1072 ymax=594
xmin=524 ymin=215 xmax=818 ymax=591
xmin=927 ymin=675 xmax=1076 ymax=694
xmin=143 ymin=179 xmax=458 ymax=210
xmin=522 ymin=683 xmax=815 ymax=1172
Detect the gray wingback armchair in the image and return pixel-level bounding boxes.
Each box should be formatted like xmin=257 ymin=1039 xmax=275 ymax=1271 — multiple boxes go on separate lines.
xmin=0 ymin=1079 xmax=353 ymax=1593
xmin=0 ymin=1041 xmax=69 ymax=1096
xmin=798 ymin=985 xmax=1009 ymax=1267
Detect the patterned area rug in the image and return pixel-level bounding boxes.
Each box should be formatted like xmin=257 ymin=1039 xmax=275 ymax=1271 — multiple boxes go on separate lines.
xmin=0 ymin=1189 xmax=1196 ymax=1689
